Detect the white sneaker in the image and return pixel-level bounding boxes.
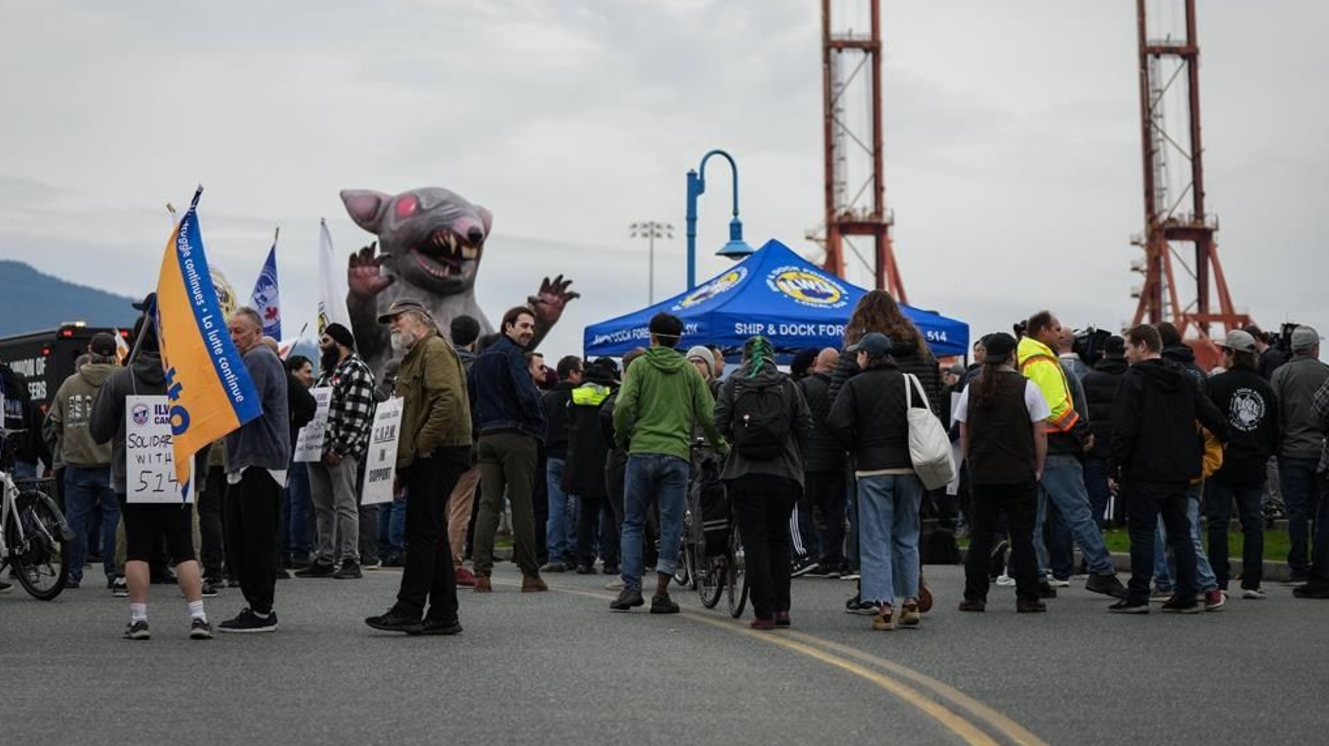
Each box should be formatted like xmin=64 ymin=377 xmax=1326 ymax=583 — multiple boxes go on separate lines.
xmin=605 ymin=578 xmax=625 ymax=591
xmin=1050 ymin=578 xmax=1070 ymax=588
xmin=1242 ymin=588 xmax=1267 ymax=600
xmin=995 ymin=574 xmax=1016 ymax=587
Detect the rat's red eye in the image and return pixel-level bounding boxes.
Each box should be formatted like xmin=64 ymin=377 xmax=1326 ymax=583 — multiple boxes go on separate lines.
xmin=395 ymin=195 xmax=419 ymax=219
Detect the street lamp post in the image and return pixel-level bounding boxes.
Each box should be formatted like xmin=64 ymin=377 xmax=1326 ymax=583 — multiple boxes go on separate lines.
xmin=630 ymin=221 xmax=673 ymax=304
xmin=685 ymin=149 xmax=755 ymax=290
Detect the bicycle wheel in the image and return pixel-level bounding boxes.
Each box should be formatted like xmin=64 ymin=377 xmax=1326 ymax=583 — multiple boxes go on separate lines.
xmin=673 ymin=540 xmax=692 ymax=587
xmin=696 ymin=550 xmax=724 ymax=608
xmin=7 ymin=491 xmax=70 ymax=601
xmin=725 ymin=527 xmax=749 ymax=618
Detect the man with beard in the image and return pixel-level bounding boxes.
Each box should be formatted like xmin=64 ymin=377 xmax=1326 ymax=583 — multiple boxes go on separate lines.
xmin=469 ymin=306 xmax=548 ymax=593
xmin=299 ymin=323 xmax=376 ymax=580
xmin=365 ymin=300 xmax=471 ymax=635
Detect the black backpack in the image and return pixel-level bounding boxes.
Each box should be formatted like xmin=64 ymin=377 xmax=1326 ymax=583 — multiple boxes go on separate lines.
xmin=726 ymin=376 xmax=791 ymax=460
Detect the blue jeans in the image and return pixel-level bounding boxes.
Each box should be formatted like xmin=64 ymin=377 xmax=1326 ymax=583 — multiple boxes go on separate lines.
xmin=1205 ymin=476 xmax=1264 ymax=590
xmin=620 ymin=454 xmax=689 ymax=591
xmin=378 ymin=495 xmax=407 ymax=554
xmin=1279 ymin=457 xmax=1322 ymax=575
xmin=285 ymin=462 xmax=311 ymax=560
xmin=1083 ymin=456 xmax=1111 ymax=529
xmin=63 ymin=466 xmax=119 ymax=582
xmin=1035 ymin=455 xmax=1114 ymax=576
xmin=856 ymin=473 xmax=923 ymax=605
xmin=13 ymin=461 xmax=37 ymax=480
xmin=1153 ymin=483 xmax=1219 ymax=593
xmin=545 ymin=458 xmax=578 ymax=564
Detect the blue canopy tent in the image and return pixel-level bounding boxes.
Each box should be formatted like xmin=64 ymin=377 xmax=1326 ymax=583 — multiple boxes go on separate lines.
xmin=584 ymin=240 xmax=969 ymax=360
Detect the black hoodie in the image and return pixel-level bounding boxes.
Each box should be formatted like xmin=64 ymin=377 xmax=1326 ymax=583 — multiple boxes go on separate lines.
xmin=1207 ymin=365 xmax=1281 ymax=485
xmin=1110 ymin=357 xmax=1228 ymax=483
xmin=541 ymin=379 xmax=578 ymax=459
xmin=1161 ymin=343 xmax=1207 ymax=386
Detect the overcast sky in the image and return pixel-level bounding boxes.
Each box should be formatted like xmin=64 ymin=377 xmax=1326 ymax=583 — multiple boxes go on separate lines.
xmin=2 ymin=0 xmax=1325 ymax=357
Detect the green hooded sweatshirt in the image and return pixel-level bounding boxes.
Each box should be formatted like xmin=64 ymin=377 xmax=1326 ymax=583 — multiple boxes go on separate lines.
xmin=613 ymin=346 xmax=724 ymax=461
xmin=47 ymin=363 xmax=117 ymax=468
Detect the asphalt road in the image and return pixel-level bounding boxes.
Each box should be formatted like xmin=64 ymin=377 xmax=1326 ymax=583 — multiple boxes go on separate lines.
xmin=3 ymin=562 xmax=1327 ymax=746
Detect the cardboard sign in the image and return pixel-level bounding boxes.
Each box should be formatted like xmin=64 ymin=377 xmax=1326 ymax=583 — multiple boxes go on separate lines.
xmin=126 ymin=395 xmax=191 ymax=503
xmin=360 ymin=398 xmax=402 ymax=505
xmin=293 ymin=387 xmax=333 ymax=462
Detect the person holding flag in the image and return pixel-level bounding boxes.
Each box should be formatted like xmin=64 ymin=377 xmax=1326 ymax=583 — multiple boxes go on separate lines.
xmin=219 ymin=307 xmax=291 ymax=633
xmin=90 ymin=308 xmax=212 ymax=640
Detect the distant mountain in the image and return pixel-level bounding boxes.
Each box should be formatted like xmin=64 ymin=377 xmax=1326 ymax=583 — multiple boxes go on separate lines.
xmin=0 ymin=260 xmax=139 ymax=336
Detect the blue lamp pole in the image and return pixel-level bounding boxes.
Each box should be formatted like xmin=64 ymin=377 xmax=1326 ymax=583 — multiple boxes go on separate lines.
xmin=685 ymin=149 xmax=755 ymax=290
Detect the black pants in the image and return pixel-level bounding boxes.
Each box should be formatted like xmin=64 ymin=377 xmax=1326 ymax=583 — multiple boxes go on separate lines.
xmin=576 ymin=494 xmax=608 ymax=568
xmin=964 ymin=481 xmax=1040 ymax=601
xmin=730 ymin=474 xmax=799 ymax=621
xmin=1206 ymin=474 xmax=1265 ymax=590
xmin=804 ymin=470 xmax=848 ymax=568
xmin=356 ymin=457 xmax=379 ymax=564
xmin=198 ymin=465 xmax=226 ymax=580
xmin=224 ymin=469 xmax=281 ymax=615
xmin=1126 ymin=480 xmax=1195 ymax=604
xmin=396 ymin=447 xmax=468 ymax=622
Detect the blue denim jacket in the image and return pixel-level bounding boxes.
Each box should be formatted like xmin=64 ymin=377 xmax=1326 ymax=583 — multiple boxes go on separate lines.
xmin=469 ymin=335 xmax=546 ymax=442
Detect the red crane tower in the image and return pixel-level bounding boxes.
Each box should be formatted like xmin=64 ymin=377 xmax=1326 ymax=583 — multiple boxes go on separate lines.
xmin=1131 ymin=0 xmax=1249 ymax=350
xmin=819 ymin=0 xmax=907 ymax=302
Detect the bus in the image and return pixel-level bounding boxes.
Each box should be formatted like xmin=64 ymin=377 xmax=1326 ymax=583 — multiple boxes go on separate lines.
xmin=0 ymin=323 xmax=129 ymax=414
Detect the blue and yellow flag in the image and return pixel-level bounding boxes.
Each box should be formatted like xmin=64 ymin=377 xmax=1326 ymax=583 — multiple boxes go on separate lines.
xmin=155 ymin=188 xmax=262 ymax=498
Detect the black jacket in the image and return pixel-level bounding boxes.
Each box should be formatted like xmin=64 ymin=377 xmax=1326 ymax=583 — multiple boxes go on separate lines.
xmin=826 ymin=363 xmax=928 ymax=472
xmin=287 ymin=374 xmax=318 ymax=448
xmin=1110 ymin=358 xmax=1228 ymax=483
xmin=1162 ymin=343 xmax=1207 ymax=386
xmin=0 ymin=363 xmax=49 ymax=469
xmin=797 ymin=371 xmax=846 ymax=473
xmin=541 ymin=380 xmax=577 ymax=459
xmin=715 ymin=365 xmax=812 ymax=486
xmin=1258 ymin=347 xmax=1286 ymax=380
xmin=564 ymin=373 xmax=617 ymax=499
xmin=1082 ymin=357 xmax=1128 ymax=460
xmin=1207 ymin=366 xmax=1281 ymax=485
xmin=828 ymin=336 xmax=943 ymax=419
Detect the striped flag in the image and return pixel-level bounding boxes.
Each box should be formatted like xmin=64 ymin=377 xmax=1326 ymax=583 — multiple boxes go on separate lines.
xmin=250 ymin=238 xmax=282 ymax=340
xmin=154 ymin=187 xmax=262 ymax=498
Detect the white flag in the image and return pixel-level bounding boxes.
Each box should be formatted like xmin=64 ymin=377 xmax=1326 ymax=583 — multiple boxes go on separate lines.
xmin=317 ymin=218 xmax=351 ymax=335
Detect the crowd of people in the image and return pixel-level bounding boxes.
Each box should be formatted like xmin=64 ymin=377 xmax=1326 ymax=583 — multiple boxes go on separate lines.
xmin=3 ymin=287 xmax=1328 ymax=639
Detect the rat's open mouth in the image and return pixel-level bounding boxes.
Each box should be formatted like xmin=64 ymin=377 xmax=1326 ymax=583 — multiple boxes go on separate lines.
xmin=410 ymin=228 xmax=481 ymax=280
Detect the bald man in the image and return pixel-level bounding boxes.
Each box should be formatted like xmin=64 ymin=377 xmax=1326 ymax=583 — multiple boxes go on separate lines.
xmin=791 ymin=347 xmax=848 ymax=578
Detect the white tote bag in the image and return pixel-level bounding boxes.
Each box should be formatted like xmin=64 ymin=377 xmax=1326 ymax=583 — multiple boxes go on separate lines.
xmin=904 ymin=373 xmax=956 ymax=490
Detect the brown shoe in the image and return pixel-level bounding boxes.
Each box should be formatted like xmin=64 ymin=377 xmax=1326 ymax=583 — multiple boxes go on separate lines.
xmin=1017 ymin=597 xmax=1047 ymax=613
xmin=474 ymin=575 xmax=492 ymax=593
xmin=521 ymin=574 xmax=548 ymax=593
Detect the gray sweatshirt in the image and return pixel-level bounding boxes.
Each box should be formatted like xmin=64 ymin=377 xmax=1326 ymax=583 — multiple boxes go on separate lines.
xmin=224 ymin=346 xmax=291 ymax=475
xmin=1271 ymin=356 xmax=1329 ymax=460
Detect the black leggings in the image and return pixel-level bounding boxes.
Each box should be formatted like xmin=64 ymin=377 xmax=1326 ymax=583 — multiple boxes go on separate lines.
xmin=118 ymin=494 xmax=197 ymax=565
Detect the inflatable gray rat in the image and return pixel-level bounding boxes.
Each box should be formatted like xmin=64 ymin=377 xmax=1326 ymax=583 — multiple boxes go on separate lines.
xmin=340 ymin=187 xmax=578 ymax=374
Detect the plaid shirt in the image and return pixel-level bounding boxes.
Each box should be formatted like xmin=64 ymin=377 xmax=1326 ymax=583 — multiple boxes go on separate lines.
xmin=317 ymin=354 xmax=377 ymax=459
xmin=1313 ymin=377 xmax=1329 ymax=476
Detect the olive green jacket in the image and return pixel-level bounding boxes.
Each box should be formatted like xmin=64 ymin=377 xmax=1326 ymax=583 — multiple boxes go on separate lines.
xmin=395 ymin=335 xmax=472 ymax=469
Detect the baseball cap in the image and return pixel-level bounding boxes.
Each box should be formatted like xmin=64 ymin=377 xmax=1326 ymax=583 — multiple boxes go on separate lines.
xmin=89 ymin=332 xmax=118 ymax=357
xmin=846 ymin=332 xmax=892 ymax=358
xmin=1291 ymin=325 xmax=1322 ymax=353
xmin=982 ymin=332 xmax=1017 ymax=362
xmin=1217 ymin=330 xmax=1257 ymax=354
xmin=377 ymin=299 xmax=431 ymax=324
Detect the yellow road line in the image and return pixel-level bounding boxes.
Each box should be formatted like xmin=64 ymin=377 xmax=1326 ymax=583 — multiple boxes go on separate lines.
xmin=512 ymin=581 xmax=1043 ymax=746
xmin=783 ymin=631 xmax=1051 ymax=746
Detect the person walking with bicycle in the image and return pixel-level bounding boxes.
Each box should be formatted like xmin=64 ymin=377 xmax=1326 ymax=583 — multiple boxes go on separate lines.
xmin=827 ymin=332 xmax=927 ymax=631
xmin=89 ymin=312 xmax=212 ymax=640
xmin=714 ymin=336 xmax=811 ymax=629
xmin=610 ymin=313 xmax=725 ymax=614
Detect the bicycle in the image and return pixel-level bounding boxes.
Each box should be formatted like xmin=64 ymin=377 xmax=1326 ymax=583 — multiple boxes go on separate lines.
xmin=1 ymin=433 xmax=73 ymax=600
